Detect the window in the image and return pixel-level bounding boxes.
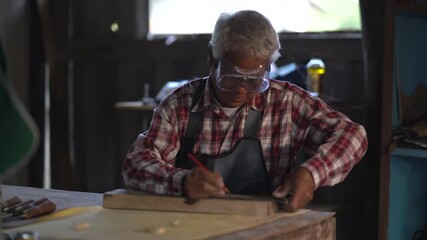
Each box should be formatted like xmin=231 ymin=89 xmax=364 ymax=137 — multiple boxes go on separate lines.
xmin=148 ymin=0 xmax=361 ymax=35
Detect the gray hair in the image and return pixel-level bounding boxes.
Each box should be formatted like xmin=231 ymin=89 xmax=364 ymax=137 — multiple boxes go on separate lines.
xmin=209 ymin=10 xmax=281 ymax=63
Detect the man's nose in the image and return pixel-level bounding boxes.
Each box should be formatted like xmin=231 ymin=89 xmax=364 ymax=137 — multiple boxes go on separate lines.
xmin=234 ymin=82 xmax=250 ymax=93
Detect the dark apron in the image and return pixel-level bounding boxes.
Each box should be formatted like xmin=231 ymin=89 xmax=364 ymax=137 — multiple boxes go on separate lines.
xmin=175 ymin=80 xmax=271 ymax=195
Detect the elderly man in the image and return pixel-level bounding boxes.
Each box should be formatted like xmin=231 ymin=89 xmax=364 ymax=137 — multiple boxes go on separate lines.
xmin=122 ymin=10 xmax=368 ymax=212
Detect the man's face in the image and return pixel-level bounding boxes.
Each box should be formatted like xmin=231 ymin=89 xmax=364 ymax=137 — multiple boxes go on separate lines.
xmin=211 ymin=55 xmax=270 ymax=108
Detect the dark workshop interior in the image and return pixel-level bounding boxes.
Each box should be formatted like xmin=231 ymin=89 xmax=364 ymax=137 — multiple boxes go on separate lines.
xmin=1 ymin=0 xmax=427 ymax=240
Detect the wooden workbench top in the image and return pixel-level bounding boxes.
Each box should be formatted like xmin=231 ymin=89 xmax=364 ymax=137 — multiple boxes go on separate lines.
xmin=1 ymin=185 xmax=335 ymax=240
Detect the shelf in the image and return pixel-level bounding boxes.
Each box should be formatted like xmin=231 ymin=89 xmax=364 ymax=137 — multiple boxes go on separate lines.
xmin=380 ymin=1 xmax=427 ymax=240
xmin=115 ymin=101 xmax=156 ymax=111
xmin=389 ymin=152 xmax=427 ymax=240
xmin=393 ymin=146 xmax=427 ymax=158
xmin=395 ymin=3 xmax=427 ymax=13
xmin=318 ymin=94 xmax=363 ymax=112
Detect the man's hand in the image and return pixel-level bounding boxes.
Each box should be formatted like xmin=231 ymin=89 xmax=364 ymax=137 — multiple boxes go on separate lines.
xmin=183 ymin=167 xmax=227 ymax=199
xmin=273 ymin=167 xmax=315 ymax=212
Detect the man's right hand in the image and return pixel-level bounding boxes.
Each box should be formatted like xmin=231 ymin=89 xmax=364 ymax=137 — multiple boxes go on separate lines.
xmin=273 ymin=167 xmax=315 ymax=212
xmin=184 ymin=167 xmax=227 ymax=199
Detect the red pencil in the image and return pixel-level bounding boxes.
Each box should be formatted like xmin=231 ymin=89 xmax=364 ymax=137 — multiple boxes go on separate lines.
xmin=187 ymin=152 xmax=230 ymax=194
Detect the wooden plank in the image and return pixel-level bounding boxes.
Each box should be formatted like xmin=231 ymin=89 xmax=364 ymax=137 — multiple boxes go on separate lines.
xmin=103 ymin=189 xmax=277 ymax=217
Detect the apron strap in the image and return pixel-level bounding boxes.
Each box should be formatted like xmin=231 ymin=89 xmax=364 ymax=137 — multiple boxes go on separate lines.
xmin=175 ymin=80 xmax=206 ymax=168
xmin=243 ymin=109 xmax=262 ymax=138
xmin=183 ymin=80 xmax=206 ymax=138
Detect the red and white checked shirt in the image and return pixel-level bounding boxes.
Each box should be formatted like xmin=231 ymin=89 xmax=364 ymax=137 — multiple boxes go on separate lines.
xmin=122 ymin=77 xmax=368 ymax=195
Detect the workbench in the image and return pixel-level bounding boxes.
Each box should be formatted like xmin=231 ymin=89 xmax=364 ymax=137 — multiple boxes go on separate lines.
xmin=115 ymin=101 xmax=156 ymax=130
xmin=1 ymin=185 xmax=336 ymax=240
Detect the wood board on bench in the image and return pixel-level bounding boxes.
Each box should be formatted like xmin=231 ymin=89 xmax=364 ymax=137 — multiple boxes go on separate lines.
xmin=103 ymin=189 xmax=278 ymax=217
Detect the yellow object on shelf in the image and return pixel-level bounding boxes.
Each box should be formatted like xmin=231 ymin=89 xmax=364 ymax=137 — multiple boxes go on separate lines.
xmin=306 ymin=57 xmax=326 ymax=95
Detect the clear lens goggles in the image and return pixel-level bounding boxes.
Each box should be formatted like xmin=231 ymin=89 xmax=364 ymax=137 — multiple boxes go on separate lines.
xmin=215 ymin=61 xmax=270 ymax=93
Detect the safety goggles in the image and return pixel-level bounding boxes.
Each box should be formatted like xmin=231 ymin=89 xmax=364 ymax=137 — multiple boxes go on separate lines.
xmin=215 ymin=61 xmax=270 ymax=93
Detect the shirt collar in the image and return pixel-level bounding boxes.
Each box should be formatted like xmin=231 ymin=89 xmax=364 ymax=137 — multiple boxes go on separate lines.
xmin=191 ymin=77 xmax=267 ymax=113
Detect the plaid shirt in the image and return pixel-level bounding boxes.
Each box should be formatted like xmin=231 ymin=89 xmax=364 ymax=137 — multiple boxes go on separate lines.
xmin=122 ymin=77 xmax=368 ymax=195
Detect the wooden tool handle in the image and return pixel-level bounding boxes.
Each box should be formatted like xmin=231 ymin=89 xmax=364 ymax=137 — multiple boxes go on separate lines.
xmin=1 ymin=196 xmax=22 ymax=210
xmin=14 ymin=203 xmax=33 ymax=215
xmin=4 ymin=199 xmax=33 ymax=213
xmin=24 ymin=200 xmax=56 ymax=219
xmin=33 ymin=197 xmax=50 ymax=206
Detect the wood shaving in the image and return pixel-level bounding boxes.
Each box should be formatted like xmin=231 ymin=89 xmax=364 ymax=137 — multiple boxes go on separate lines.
xmin=145 ymin=226 xmax=166 ymax=234
xmin=73 ymin=222 xmax=90 ymax=231
xmin=171 ymin=220 xmax=180 ymax=227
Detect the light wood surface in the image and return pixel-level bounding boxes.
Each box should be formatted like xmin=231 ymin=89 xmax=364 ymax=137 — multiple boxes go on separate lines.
xmin=1 ymin=205 xmax=321 ymax=240
xmin=1 ymin=185 xmax=336 ymax=240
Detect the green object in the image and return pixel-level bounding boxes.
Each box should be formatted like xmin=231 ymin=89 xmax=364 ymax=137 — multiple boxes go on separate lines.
xmin=0 ymin=38 xmax=39 ymax=177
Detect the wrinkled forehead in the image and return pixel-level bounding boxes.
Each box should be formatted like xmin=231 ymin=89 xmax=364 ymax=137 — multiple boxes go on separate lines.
xmin=219 ymin=60 xmax=269 ymax=75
